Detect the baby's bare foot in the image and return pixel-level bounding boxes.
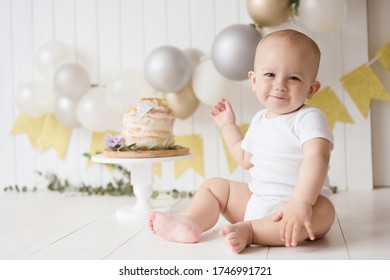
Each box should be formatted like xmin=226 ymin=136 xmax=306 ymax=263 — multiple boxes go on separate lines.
xmin=148 ymin=211 xmax=202 ymax=243
xmin=219 ymin=222 xmax=253 ymax=253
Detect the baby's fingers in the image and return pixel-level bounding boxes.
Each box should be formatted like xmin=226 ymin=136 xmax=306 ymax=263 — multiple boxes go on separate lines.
xmin=290 ymin=222 xmax=314 ymax=247
xmin=211 ymin=102 xmax=225 ymax=114
xmin=284 ymin=222 xmax=295 ymax=247
xmin=223 ymin=99 xmax=233 ymax=113
xmin=210 ymin=107 xmax=220 ymax=116
xmin=304 ymin=221 xmax=315 ymax=241
xmin=279 ymin=220 xmax=293 ymax=246
xmin=290 ymin=223 xmax=302 ymax=247
xmin=283 ymin=221 xmax=305 ymax=247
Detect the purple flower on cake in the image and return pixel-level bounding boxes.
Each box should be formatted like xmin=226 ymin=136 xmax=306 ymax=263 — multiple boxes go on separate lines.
xmin=104 ymin=134 xmax=124 ymax=149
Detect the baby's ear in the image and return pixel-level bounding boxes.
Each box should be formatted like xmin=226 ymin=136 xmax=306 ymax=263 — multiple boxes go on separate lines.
xmin=307 ymin=81 xmax=321 ymax=99
xmin=248 ymin=71 xmax=256 ymax=90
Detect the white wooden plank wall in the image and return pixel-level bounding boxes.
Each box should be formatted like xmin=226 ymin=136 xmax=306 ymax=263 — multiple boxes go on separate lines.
xmin=0 ymin=0 xmax=372 ymax=192
xmin=369 ymin=0 xmax=390 ymax=187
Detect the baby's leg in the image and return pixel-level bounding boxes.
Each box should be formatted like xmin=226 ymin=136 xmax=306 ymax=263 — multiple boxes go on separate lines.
xmin=220 ymin=195 xmax=336 ymax=253
xmin=148 ymin=178 xmax=251 ymax=243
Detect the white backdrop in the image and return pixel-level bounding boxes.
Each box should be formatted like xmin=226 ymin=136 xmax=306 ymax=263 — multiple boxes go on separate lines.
xmin=0 ymin=0 xmax=372 ymax=192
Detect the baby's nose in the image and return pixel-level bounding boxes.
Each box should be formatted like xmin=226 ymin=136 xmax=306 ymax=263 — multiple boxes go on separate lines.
xmin=275 ymin=79 xmax=287 ymax=91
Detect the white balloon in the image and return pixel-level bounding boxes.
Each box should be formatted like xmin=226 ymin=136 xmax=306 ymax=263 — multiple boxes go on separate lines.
xmin=108 ymin=110 xmax=123 ymax=133
xmin=77 ymin=87 xmax=120 ymax=132
xmin=16 ymin=81 xmax=56 ymax=117
xmin=192 ymin=59 xmax=237 ymax=106
xmin=54 ymin=95 xmax=81 ymax=128
xmin=183 ymin=48 xmax=204 ymax=73
xmin=107 ymin=69 xmax=155 ymax=115
xmin=144 ymin=46 xmax=192 ymax=92
xmin=297 ymin=0 xmax=348 ymax=33
xmin=54 ymin=63 xmax=90 ymax=100
xmin=262 ymin=20 xmax=307 ymax=36
xmin=34 ymin=41 xmax=75 ymax=82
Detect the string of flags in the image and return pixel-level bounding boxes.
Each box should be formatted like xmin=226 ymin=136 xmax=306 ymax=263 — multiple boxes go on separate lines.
xmin=307 ymin=43 xmax=390 ymax=127
xmin=10 ymin=113 xmax=71 ymax=159
xmin=10 ymin=42 xmax=390 ymax=177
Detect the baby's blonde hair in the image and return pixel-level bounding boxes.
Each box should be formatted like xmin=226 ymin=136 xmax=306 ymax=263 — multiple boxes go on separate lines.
xmin=255 ymin=29 xmax=321 ymax=78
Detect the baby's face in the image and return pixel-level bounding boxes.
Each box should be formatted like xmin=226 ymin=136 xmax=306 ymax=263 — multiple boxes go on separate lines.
xmin=248 ymin=37 xmax=320 ymax=118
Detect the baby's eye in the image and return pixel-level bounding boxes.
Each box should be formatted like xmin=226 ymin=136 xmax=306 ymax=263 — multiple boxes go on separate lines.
xmin=264 ymin=73 xmax=275 ymax=78
xmin=289 ymin=76 xmax=301 ymax=81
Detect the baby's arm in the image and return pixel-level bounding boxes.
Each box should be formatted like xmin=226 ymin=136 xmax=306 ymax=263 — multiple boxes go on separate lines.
xmin=210 ymin=98 xmax=252 ymax=169
xmin=273 ymin=138 xmax=331 ymax=246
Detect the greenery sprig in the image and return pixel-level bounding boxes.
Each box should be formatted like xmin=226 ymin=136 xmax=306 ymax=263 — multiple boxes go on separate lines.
xmin=3 ymin=185 xmax=37 ymax=192
xmin=3 ymin=152 xmax=194 ymax=199
xmin=36 ymin=161 xmax=133 ymax=196
xmin=289 ymin=0 xmax=300 ymax=16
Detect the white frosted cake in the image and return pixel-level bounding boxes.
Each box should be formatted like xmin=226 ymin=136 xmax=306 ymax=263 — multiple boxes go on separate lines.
xmin=122 ymin=98 xmax=175 ymax=149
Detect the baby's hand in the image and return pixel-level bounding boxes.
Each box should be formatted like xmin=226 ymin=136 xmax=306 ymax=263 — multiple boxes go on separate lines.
xmin=210 ymin=98 xmax=236 ymax=129
xmin=272 ymin=199 xmax=314 ymax=247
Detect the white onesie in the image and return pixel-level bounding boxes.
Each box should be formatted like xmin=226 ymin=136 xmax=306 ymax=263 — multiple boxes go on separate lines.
xmin=241 ymin=105 xmax=334 ymax=221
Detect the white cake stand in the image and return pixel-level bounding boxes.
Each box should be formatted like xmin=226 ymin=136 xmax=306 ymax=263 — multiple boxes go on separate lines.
xmin=91 ymin=153 xmax=191 ymax=219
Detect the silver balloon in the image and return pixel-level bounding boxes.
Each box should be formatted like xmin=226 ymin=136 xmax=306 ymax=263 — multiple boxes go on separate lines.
xmin=144 ymin=46 xmax=191 ymax=92
xmin=211 ymin=24 xmax=262 ymax=81
xmin=54 ymin=95 xmax=81 ymax=128
xmin=54 ymin=63 xmax=90 ymax=100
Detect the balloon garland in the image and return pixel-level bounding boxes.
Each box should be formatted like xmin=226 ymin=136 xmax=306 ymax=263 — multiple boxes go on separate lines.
xmin=13 ymin=0 xmax=351 ymax=148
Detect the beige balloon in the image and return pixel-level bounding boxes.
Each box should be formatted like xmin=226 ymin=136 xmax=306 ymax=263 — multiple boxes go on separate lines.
xmin=247 ymin=0 xmax=291 ymax=27
xmin=165 ymin=83 xmax=200 ymax=120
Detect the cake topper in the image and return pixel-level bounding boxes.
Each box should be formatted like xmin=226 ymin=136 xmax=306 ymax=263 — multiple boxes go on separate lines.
xmin=137 ymin=103 xmax=153 ymax=118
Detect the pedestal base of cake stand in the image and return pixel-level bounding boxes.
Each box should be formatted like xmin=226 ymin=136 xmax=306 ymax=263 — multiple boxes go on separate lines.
xmin=91 ymin=153 xmax=191 ymax=220
xmin=115 ymin=163 xmax=170 ymax=220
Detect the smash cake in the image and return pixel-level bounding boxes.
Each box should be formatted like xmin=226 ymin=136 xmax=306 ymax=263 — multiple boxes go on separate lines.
xmin=121 ymin=97 xmax=176 ymax=150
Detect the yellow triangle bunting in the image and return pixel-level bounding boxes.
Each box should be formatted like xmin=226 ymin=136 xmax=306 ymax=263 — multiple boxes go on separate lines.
xmin=10 ymin=112 xmax=46 ymax=146
xmin=10 ymin=113 xmax=71 ymax=159
xmin=340 ymin=64 xmax=390 ymax=118
xmin=375 ymin=43 xmax=390 ymax=72
xmin=306 ymin=86 xmax=353 ymax=130
xmin=34 ymin=114 xmax=72 ymax=158
xmin=174 ymin=135 xmax=204 ymax=179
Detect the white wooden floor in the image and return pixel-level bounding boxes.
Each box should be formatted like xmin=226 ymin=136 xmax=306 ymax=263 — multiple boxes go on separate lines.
xmin=1 ymin=188 xmax=390 ymax=260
